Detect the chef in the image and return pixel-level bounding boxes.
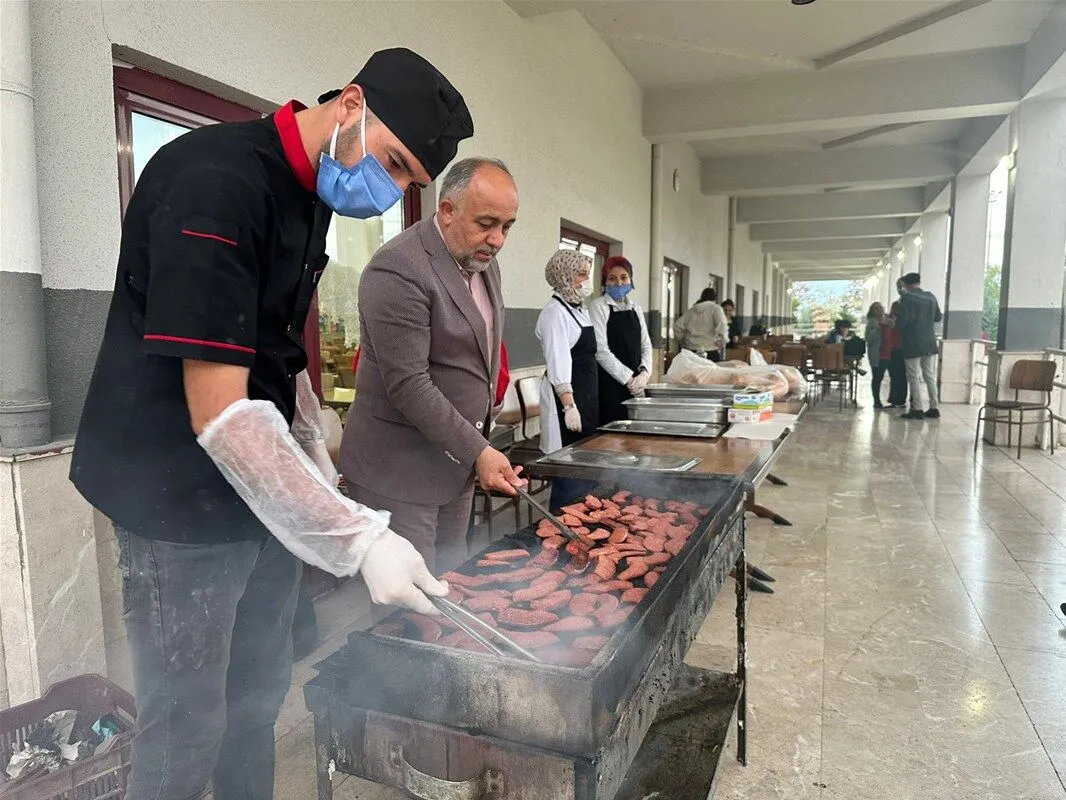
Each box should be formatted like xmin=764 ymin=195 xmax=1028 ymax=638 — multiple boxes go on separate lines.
xmin=69 ymin=49 xmax=472 ymax=800
xmin=536 ymin=249 xmax=599 ymax=510
xmin=589 ymin=255 xmax=653 ymax=424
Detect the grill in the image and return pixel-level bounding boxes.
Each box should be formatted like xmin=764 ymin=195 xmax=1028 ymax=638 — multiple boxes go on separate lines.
xmin=306 ymin=473 xmax=749 ymax=800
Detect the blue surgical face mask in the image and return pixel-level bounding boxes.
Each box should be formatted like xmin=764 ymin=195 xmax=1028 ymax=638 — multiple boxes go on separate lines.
xmin=606 ymin=283 xmax=633 ymax=302
xmin=316 ymin=105 xmax=403 ymax=218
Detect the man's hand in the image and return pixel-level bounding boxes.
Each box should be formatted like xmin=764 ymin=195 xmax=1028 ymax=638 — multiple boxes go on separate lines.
xmin=475 ymin=446 xmax=524 ymax=495
xmin=359 ymin=531 xmax=449 ymax=615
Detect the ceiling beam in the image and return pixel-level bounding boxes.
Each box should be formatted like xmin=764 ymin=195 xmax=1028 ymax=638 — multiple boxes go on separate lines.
xmin=736 ymin=187 xmax=926 ymax=223
xmin=765 ymin=237 xmax=897 ymax=254
xmin=749 ymin=218 xmax=912 ymax=242
xmin=821 ymin=122 xmax=923 ymax=150
xmin=776 ymin=258 xmax=881 ymax=268
xmin=703 ymin=145 xmax=956 ymax=196
xmin=813 ymin=0 xmax=992 ymax=70
xmin=644 ymin=47 xmax=1021 ymax=143
xmin=1023 ymin=1 xmax=1066 ymax=98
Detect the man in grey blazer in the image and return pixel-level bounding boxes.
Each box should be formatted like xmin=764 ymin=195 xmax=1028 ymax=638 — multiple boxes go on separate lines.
xmin=340 ymin=158 xmax=522 ymax=572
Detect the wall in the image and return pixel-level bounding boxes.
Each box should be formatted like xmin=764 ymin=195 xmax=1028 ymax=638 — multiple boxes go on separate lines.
xmin=30 ymin=0 xmax=658 ymax=432
xmin=731 ymin=223 xmax=768 ymax=327
xmin=657 ymin=142 xmax=729 ymax=309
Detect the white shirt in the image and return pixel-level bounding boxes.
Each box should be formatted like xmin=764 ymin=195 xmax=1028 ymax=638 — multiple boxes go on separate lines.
xmin=588 ymin=293 xmax=653 ymax=386
xmin=674 ymin=300 xmax=728 ymax=353
xmin=535 ymin=295 xmax=590 ymax=453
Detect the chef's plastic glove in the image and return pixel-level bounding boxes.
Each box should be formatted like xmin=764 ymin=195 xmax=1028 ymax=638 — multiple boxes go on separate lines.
xmin=627 ymin=371 xmax=649 ymax=396
xmin=563 ymin=405 xmax=582 ymax=432
xmin=361 ymin=531 xmax=449 ymax=615
xmin=290 ymin=370 xmax=339 ymax=487
xmin=197 ymin=398 xmax=391 ymax=577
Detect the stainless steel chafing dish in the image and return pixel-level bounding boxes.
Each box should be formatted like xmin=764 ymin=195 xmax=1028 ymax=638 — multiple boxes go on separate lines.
xmin=623 ymin=396 xmax=730 ymax=424
xmin=644 ymin=383 xmax=738 ymax=399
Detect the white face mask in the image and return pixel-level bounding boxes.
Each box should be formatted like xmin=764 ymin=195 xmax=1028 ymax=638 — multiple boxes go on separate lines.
xmin=577 ymin=278 xmax=593 ymax=299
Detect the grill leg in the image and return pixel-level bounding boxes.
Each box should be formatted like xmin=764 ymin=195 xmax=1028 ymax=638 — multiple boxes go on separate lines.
xmin=735 ymin=545 xmax=748 ymax=767
xmin=765 ymin=473 xmax=788 ymax=486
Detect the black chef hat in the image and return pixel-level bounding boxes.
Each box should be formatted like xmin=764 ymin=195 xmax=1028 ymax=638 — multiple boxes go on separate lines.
xmin=317 ymin=48 xmax=474 ymax=180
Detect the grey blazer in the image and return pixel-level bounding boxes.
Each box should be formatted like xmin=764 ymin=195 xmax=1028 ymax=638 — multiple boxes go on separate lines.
xmin=339 ymin=217 xmax=503 ymax=505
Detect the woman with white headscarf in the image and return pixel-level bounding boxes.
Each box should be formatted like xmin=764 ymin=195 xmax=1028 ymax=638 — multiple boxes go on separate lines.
xmin=535 ymin=249 xmax=598 ymax=510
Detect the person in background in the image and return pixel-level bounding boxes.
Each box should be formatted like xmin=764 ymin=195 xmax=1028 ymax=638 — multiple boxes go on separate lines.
xmin=896 ymin=272 xmax=943 ymax=420
xmin=865 ymin=303 xmax=890 ymax=409
xmin=721 ymin=299 xmax=743 ymax=346
xmin=886 ymin=278 xmax=909 ymax=409
xmin=339 ymin=158 xmax=523 ymax=574
xmin=536 ymin=249 xmax=598 ymax=510
xmin=589 ymin=255 xmax=653 ymax=424
xmin=825 ymin=319 xmax=853 ymax=344
xmin=748 ymin=317 xmax=769 ymax=337
xmin=674 ymin=287 xmax=728 ymax=360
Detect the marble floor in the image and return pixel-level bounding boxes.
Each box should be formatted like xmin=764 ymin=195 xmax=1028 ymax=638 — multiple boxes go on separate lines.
xmin=271 ymin=398 xmax=1066 ymax=800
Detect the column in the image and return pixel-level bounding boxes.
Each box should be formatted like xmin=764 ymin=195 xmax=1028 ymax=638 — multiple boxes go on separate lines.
xmin=761 ymin=253 xmax=771 ymax=323
xmin=901 ymin=232 xmax=921 ymax=279
xmin=0 ymin=0 xmax=52 ymax=447
xmin=941 ymin=174 xmax=991 ymax=402
xmin=919 ymin=211 xmax=950 ymax=332
xmin=986 ymin=97 xmax=1066 ymax=446
xmin=997 ymin=98 xmax=1066 ymax=351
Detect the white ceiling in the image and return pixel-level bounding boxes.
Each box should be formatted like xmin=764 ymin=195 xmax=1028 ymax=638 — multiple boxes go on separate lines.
xmin=506 ymin=0 xmax=1065 ymax=279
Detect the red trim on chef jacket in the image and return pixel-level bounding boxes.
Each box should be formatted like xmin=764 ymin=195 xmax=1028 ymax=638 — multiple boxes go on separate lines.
xmin=273 ymin=100 xmax=317 ymax=193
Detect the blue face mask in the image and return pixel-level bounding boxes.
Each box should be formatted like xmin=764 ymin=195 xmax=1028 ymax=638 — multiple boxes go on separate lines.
xmin=317 ymin=105 xmax=403 ymax=218
xmin=606 ymin=283 xmax=633 ymax=302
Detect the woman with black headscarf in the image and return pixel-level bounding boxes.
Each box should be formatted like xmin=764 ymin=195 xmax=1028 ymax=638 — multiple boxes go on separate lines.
xmin=589 ymin=256 xmax=653 ymax=424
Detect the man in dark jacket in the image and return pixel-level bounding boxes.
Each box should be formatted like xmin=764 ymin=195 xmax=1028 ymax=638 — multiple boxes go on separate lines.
xmin=896 ymin=272 xmax=943 ymax=419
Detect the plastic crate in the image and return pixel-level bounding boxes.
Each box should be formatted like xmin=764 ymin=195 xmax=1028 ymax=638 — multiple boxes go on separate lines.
xmin=0 ymin=675 xmax=136 ymax=800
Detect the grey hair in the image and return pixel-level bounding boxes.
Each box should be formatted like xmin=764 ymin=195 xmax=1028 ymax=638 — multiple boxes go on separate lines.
xmin=440 ymin=158 xmax=513 ymax=203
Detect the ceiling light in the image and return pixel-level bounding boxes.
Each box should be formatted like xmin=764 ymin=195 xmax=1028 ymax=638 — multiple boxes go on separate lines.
xmin=914 ymin=236 xmax=922 ymax=248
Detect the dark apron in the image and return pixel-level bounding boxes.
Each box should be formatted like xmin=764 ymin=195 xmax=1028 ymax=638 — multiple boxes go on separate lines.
xmin=598 ymin=305 xmax=643 ymax=424
xmin=552 ymin=298 xmax=599 ymax=447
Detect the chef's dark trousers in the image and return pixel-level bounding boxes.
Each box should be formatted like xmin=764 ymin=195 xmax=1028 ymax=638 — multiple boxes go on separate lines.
xmin=116 ymin=527 xmax=301 ymax=800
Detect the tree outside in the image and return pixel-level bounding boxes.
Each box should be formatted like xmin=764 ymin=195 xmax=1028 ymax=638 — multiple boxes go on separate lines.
xmin=792 ymin=280 xmax=866 ymax=336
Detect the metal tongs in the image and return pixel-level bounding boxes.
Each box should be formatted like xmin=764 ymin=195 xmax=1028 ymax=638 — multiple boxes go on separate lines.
xmin=430 ymin=596 xmax=542 ymax=663
xmin=515 ymin=486 xmax=578 ymax=542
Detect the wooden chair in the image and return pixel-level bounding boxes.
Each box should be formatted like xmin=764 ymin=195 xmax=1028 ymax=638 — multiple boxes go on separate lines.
xmin=724 ymin=347 xmax=749 ymax=363
xmin=811 ymin=344 xmax=850 ymax=410
xmin=974 ymin=360 xmax=1057 ymax=458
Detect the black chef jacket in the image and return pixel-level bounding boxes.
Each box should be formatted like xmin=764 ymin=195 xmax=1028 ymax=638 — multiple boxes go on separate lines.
xmin=70 ymin=101 xmax=332 ymax=543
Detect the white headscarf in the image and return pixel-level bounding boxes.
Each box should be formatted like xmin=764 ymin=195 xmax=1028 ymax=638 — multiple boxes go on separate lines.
xmin=545 ymin=249 xmax=592 ymax=305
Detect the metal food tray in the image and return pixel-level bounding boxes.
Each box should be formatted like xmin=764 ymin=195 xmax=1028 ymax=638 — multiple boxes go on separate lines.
xmin=624 ymin=397 xmax=730 ymax=424
xmin=644 ymin=383 xmax=738 ymax=399
xmin=600 ymin=419 xmax=725 ymax=439
xmin=309 ymin=477 xmax=745 ymax=756
xmin=539 ymin=446 xmax=701 ymax=472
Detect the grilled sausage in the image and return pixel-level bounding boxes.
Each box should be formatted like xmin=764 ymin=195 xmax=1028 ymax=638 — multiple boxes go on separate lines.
xmin=664 ymin=538 xmax=686 ymax=556
xmin=621 ymin=505 xmax=644 ymax=516
xmin=532 ymin=548 xmax=560 ymax=568
xmin=584 ymin=494 xmax=603 ymax=510
xmin=403 ymin=613 xmax=442 ymax=643
xmin=608 ymin=527 xmax=629 ymax=544
xmin=599 ymin=606 xmax=636 ymax=628
xmin=437 ymin=630 xmax=492 ymax=652
xmin=643 ymin=552 xmax=671 ymax=566
xmin=585 ymin=580 xmax=634 ymax=593
xmin=621 ymin=587 xmax=649 ymax=604
xmin=498 ymin=608 xmax=560 ymax=628
xmin=542 ymin=535 xmax=568 ymax=551
xmin=643 ymin=536 xmax=667 ymax=552
xmin=569 ymin=592 xmax=600 ymax=616
xmin=534 ymin=570 xmax=568 ymax=588
xmin=513 ymin=582 xmax=557 ymax=603
xmin=484 ymin=566 xmax=545 ymax=585
xmin=441 ymin=571 xmax=494 ymax=589
xmin=544 ymin=615 xmax=595 ymax=632
xmin=644 ymin=570 xmax=660 ymax=588
xmin=611 ymin=490 xmax=631 ymax=504
xmin=465 ymin=593 xmax=513 ymax=613
xmin=589 ymin=529 xmax=613 ymax=541
xmin=594 ymin=556 xmax=617 ymax=581
xmin=618 ymin=560 xmax=649 ymax=581
xmin=592 ymin=593 xmax=619 ymax=620
xmin=484 ymin=549 xmax=531 ymax=562
xmin=477 ymin=559 xmax=516 ymax=569
xmin=531 ymin=589 xmax=572 ymax=612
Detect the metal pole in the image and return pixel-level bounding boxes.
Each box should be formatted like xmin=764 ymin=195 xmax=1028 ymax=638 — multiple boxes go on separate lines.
xmin=0 ymin=0 xmax=52 ymax=447
xmin=649 ymin=144 xmax=664 ymax=350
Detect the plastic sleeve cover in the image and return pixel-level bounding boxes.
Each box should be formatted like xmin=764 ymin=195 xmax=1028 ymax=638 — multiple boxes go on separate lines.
xmin=198 ymin=398 xmax=390 ymax=576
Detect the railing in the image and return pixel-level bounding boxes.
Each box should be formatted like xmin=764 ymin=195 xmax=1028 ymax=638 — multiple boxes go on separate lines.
xmin=1042 ymin=347 xmax=1066 ymax=447
xmin=970 ymin=338 xmax=995 ymax=404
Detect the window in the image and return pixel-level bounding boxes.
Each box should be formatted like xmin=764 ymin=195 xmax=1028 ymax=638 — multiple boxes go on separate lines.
xmin=559 ymin=226 xmax=611 ymax=275
xmin=662 ymin=259 xmax=691 ymax=353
